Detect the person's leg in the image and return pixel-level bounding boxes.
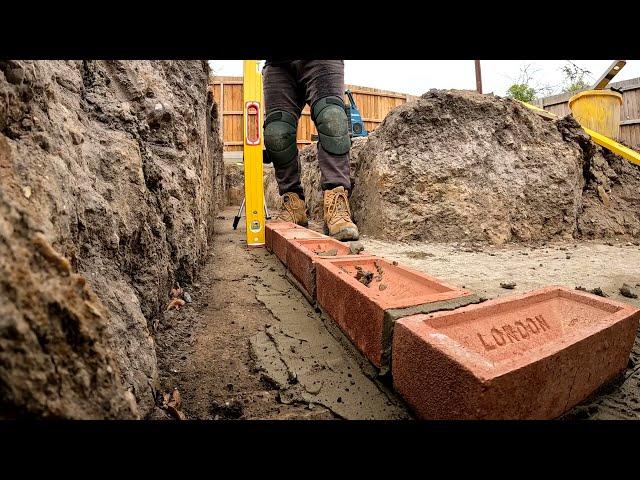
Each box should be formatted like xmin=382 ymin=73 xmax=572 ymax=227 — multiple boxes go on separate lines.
xmin=298 ymin=60 xmax=351 ymax=192
xmin=297 ymin=60 xmax=358 ymax=241
xmin=263 ymin=63 xmax=305 ymax=198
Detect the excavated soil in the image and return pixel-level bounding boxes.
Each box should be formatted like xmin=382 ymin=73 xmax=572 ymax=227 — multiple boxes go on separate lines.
xmin=264 ymin=90 xmax=640 ymax=245
xmin=0 ymin=61 xmax=224 ymax=418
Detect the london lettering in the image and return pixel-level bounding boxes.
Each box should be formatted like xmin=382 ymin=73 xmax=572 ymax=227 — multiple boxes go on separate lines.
xmin=477 ymin=315 xmax=551 ymax=351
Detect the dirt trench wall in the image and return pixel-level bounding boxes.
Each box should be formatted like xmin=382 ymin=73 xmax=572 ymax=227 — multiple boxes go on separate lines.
xmin=0 ymin=60 xmax=224 ymax=418
xmin=281 ymin=89 xmax=639 ymax=244
xmin=224 ymin=163 xmax=285 ymax=212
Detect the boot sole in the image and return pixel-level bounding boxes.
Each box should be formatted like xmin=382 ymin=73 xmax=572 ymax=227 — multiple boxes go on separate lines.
xmin=324 ymin=225 xmax=359 ymax=242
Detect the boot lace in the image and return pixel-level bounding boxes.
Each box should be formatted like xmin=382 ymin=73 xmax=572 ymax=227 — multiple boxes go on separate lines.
xmin=278 ymin=192 xmax=299 ymax=221
xmin=327 ymin=190 xmax=352 ymax=223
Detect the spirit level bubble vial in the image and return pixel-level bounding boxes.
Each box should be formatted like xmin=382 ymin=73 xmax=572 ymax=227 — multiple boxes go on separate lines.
xmin=243 ymin=60 xmax=265 ymax=247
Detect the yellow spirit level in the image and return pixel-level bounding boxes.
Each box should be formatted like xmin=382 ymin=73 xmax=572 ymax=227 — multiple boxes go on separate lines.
xmin=243 ymin=60 xmax=265 ymax=247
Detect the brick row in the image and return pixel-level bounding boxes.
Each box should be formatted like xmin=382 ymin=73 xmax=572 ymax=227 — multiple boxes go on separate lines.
xmin=264 ymin=222 xmax=640 ymax=419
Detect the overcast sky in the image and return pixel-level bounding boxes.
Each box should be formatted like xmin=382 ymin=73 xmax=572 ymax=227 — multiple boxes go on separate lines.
xmin=208 ymin=60 xmax=640 ymax=98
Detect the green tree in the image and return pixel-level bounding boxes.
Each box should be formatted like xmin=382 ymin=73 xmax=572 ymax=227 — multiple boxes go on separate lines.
xmin=506 ymin=83 xmax=537 ymax=102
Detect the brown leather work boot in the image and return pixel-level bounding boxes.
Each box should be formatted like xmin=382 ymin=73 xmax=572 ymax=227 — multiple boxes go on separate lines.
xmin=276 ymin=192 xmax=308 ymax=227
xmin=323 ymin=186 xmax=359 ymax=241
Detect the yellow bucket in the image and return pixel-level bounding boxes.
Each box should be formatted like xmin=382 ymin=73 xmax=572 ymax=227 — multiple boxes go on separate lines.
xmin=568 ymin=90 xmax=622 ymax=139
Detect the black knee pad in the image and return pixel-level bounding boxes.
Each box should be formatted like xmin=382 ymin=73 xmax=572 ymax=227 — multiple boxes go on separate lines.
xmin=311 ymin=96 xmax=351 ymax=155
xmin=264 ymin=110 xmax=298 ymax=167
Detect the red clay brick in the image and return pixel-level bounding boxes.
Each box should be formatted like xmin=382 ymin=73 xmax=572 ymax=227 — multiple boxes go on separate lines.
xmin=265 ymin=221 xmax=300 ymax=253
xmin=315 ymin=256 xmax=478 ymax=370
xmin=392 ymin=286 xmax=640 ymax=419
xmin=271 ymin=227 xmax=326 ymax=266
xmin=286 ymin=238 xmax=358 ymax=299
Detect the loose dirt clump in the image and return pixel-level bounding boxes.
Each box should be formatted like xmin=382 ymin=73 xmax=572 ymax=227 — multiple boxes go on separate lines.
xmin=317 ymin=248 xmax=338 ymax=257
xmin=620 ymin=284 xmax=638 ymax=299
xmin=354 ymin=266 xmax=374 ymax=287
xmin=576 ymin=286 xmax=608 ymax=297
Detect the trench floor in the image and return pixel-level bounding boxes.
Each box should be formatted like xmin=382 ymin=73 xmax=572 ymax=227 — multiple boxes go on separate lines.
xmin=153 ymin=207 xmax=640 ymax=420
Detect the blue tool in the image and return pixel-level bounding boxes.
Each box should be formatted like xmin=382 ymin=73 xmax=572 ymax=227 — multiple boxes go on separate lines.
xmin=345 ymin=89 xmax=368 ymax=138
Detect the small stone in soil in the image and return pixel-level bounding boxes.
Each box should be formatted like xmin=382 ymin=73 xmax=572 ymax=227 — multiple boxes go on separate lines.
xmin=620 ymin=284 xmax=638 ymax=299
xmin=500 ymin=282 xmax=516 ymax=289
xmin=348 ymin=242 xmax=364 ymax=255
xmin=590 ymin=287 xmax=607 ymax=297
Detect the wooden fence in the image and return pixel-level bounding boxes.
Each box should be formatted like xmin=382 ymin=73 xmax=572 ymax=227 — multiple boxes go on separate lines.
xmin=210 ymin=76 xmax=418 ymax=153
xmin=533 ymin=77 xmax=640 ymax=149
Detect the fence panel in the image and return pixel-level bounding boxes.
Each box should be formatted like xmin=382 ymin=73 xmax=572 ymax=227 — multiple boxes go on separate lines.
xmin=210 ymin=76 xmax=418 ymax=153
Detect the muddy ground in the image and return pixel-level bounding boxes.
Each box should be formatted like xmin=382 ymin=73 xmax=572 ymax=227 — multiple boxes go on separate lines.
xmin=152 ymin=207 xmax=407 ymax=420
xmin=151 ymin=207 xmax=640 ymax=420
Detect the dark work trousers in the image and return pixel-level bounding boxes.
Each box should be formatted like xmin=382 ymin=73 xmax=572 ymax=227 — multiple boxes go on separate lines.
xmin=263 ymin=60 xmax=351 ymax=198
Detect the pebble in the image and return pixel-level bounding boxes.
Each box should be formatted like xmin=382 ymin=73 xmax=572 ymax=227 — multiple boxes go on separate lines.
xmin=620 ymin=284 xmax=638 ymax=299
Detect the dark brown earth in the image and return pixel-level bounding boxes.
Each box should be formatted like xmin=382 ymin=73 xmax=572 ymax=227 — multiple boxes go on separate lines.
xmin=0 ymin=60 xmax=224 ymax=418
